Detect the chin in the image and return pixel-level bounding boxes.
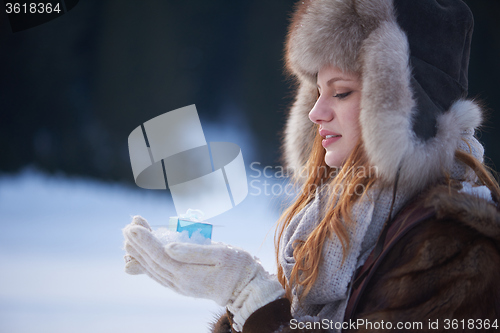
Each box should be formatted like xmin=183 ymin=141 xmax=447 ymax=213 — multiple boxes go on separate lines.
xmin=324 ymin=152 xmax=343 ymax=168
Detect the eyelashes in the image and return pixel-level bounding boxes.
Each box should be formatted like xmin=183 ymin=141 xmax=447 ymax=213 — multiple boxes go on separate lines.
xmin=316 ymin=90 xmax=353 ymax=100
xmin=333 ymin=92 xmax=352 ymax=99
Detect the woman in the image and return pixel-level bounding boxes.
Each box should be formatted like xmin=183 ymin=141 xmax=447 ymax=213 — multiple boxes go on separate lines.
xmin=123 ymin=0 xmax=500 ymax=332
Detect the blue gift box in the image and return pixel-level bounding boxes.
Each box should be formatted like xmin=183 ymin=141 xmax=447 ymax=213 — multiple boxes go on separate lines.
xmin=168 ymin=217 xmax=213 ymax=239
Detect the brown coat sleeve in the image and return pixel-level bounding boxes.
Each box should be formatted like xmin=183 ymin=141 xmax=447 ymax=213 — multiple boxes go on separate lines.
xmin=210 ymin=298 xmax=328 ymax=333
xmin=350 ymin=211 xmax=500 ymax=332
xmin=210 ymin=310 xmax=233 ymax=333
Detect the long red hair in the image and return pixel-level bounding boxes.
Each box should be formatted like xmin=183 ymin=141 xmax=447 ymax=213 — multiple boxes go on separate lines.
xmin=276 ymin=127 xmax=377 ymax=300
xmin=275 ymin=128 xmax=500 ymax=301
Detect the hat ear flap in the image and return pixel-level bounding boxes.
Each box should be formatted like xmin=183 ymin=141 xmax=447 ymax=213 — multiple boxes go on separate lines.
xmin=282 ymin=82 xmax=318 ymax=178
xmin=359 ymin=20 xmax=415 ymax=186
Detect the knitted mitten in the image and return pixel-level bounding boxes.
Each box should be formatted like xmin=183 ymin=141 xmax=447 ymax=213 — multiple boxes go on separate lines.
xmin=123 ymin=217 xmax=284 ymax=331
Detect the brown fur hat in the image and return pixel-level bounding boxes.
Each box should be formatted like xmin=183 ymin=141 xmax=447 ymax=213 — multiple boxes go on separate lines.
xmin=283 ymin=0 xmax=481 ymax=194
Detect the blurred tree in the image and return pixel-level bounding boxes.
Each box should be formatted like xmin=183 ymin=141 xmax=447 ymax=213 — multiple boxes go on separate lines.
xmin=0 ymin=0 xmax=498 ymax=182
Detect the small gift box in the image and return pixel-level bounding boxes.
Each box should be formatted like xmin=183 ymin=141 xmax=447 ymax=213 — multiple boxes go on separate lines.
xmin=167 ymin=209 xmax=212 ymax=240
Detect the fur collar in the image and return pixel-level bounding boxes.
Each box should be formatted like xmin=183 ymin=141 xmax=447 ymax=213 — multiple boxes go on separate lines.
xmin=426 ymin=185 xmax=500 ymax=242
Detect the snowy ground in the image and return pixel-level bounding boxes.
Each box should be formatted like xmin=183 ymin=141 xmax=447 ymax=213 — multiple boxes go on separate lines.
xmin=0 ymin=169 xmax=291 ymax=333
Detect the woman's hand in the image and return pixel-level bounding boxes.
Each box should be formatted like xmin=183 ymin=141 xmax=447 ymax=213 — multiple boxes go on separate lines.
xmin=123 ymin=216 xmax=151 ymax=275
xmin=122 ymin=216 xmax=285 ymax=330
xmin=123 ymin=217 xmax=264 ymax=305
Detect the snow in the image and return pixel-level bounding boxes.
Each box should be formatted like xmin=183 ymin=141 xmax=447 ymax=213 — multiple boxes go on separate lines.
xmin=152 ymin=228 xmax=212 ymax=246
xmin=0 ymin=168 xmax=291 ymax=333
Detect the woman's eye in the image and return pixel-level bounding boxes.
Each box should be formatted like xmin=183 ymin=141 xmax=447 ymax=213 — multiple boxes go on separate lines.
xmin=333 ymin=92 xmax=352 ymax=99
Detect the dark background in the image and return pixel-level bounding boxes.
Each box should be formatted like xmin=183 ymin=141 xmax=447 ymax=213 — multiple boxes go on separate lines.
xmin=1 ymin=0 xmax=499 ymax=183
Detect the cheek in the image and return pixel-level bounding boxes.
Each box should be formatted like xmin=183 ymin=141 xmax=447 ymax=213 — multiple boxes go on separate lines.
xmin=342 ymin=104 xmax=362 ymax=139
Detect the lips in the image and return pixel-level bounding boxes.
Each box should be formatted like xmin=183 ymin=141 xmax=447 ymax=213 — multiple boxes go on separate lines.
xmin=322 ymin=136 xmax=341 ymax=148
xmin=319 ymin=129 xmax=342 ymax=148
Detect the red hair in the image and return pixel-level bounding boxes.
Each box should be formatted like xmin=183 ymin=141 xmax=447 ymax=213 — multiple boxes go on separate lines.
xmin=275 ymin=129 xmax=500 ymax=301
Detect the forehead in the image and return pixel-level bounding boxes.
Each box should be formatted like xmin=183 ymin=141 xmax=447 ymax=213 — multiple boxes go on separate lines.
xmin=317 ymin=66 xmax=359 ymax=85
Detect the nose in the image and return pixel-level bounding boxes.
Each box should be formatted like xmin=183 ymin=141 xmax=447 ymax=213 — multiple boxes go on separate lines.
xmin=309 ymin=96 xmax=334 ymax=124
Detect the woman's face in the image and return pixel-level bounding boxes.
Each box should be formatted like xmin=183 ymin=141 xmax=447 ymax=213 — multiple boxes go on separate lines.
xmin=309 ymin=66 xmax=362 ymax=167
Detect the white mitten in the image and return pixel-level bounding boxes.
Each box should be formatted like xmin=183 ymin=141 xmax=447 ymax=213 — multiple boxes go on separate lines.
xmin=123 ymin=216 xmax=151 ymax=275
xmin=123 ymin=217 xmax=285 ymax=331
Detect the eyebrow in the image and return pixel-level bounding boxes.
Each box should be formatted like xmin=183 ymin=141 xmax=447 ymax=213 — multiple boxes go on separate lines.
xmin=317 ymin=77 xmax=353 ymax=89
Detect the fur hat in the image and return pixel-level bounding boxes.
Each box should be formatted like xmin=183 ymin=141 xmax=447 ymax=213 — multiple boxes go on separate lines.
xmin=283 ymin=0 xmax=481 ymax=193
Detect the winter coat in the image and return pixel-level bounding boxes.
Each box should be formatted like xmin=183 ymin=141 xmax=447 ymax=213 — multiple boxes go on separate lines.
xmin=210 ymin=184 xmax=500 ymax=332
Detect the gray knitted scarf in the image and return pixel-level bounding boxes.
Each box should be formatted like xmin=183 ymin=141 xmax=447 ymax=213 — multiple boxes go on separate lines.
xmin=278 ymin=132 xmax=489 ymax=331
